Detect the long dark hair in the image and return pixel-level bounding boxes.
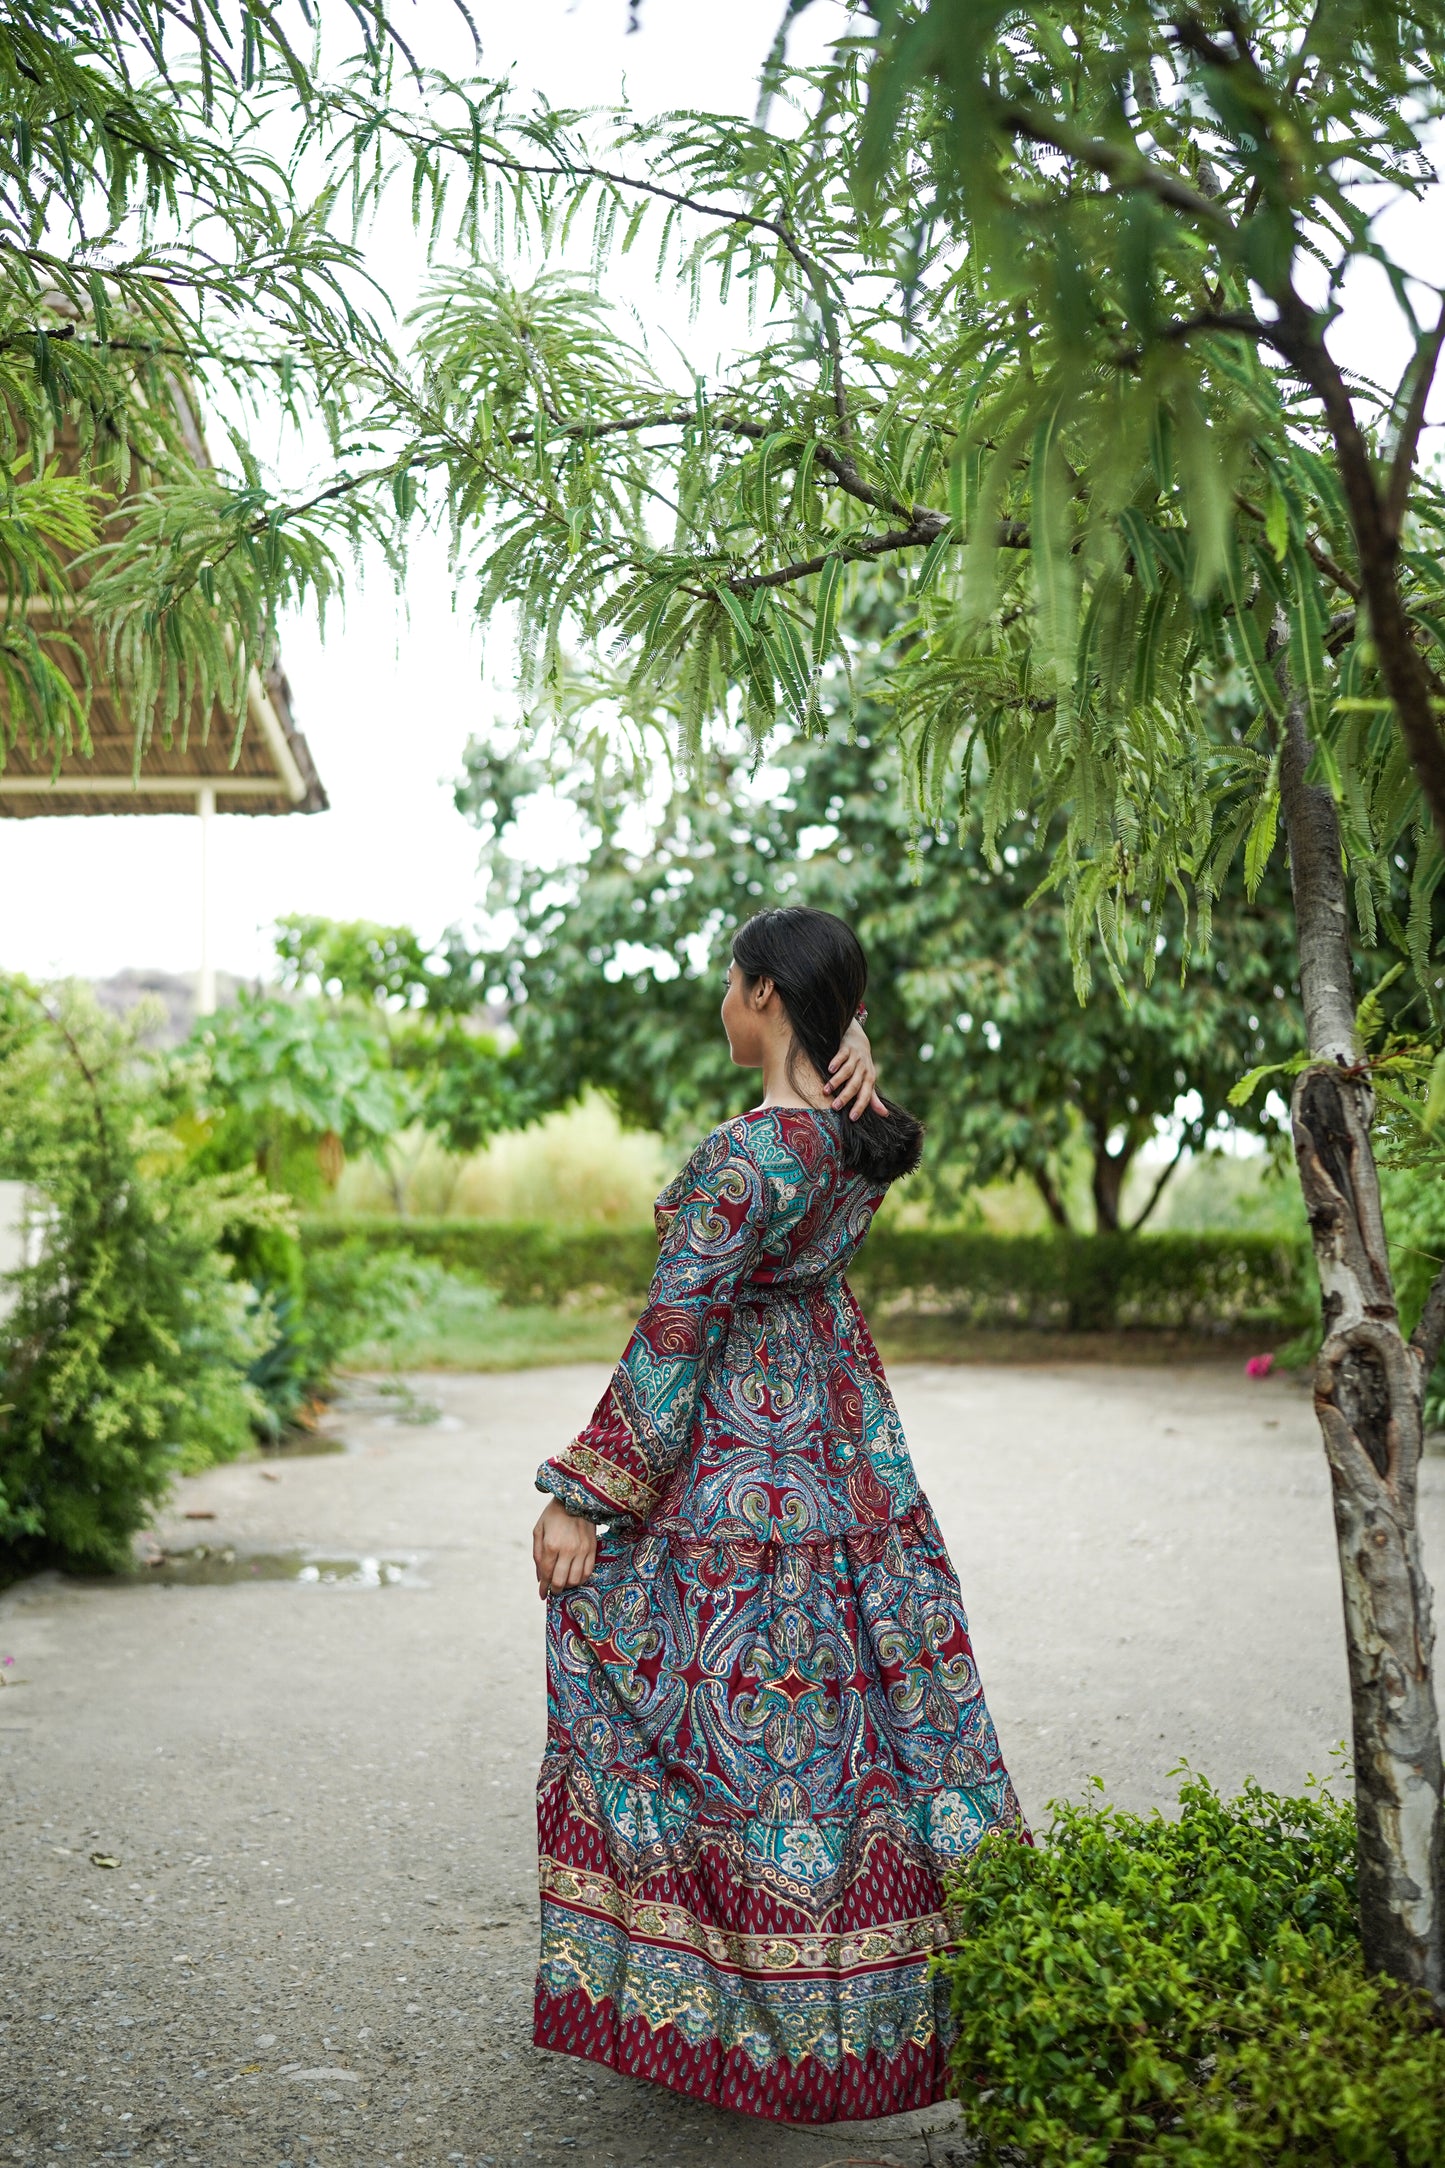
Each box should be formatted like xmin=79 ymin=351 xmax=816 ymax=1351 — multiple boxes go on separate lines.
xmin=731 ymin=907 xmax=924 ymax=1186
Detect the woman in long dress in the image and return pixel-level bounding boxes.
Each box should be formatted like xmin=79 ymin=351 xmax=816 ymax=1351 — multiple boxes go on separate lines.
xmin=530 ymin=906 xmax=1027 ymax=2124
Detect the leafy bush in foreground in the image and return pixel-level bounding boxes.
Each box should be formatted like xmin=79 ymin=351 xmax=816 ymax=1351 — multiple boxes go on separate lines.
xmin=940 ymin=1776 xmax=1445 ymax=2164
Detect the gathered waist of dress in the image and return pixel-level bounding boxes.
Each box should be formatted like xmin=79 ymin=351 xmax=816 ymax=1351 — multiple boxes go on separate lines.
xmin=737 ymin=1269 xmax=844 ymax=1303
xmin=608 ymin=1497 xmax=937 ymax=1568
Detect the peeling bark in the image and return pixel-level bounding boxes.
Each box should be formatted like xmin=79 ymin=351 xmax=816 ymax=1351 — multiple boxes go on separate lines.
xmin=1280 ymin=690 xmax=1445 ymax=2006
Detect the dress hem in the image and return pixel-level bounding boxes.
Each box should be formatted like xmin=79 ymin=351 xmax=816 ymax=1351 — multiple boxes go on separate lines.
xmin=532 ymin=1982 xmax=951 ymax=2124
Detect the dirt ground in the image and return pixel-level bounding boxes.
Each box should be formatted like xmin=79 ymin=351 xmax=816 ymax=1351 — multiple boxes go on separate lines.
xmin=4 ymin=1360 xmax=1442 ymax=2168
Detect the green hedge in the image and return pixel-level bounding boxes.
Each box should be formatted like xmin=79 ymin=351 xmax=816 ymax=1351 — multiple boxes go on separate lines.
xmin=300 ymin=1217 xmax=1311 ymax=1334
xmin=855 ymin=1227 xmax=1311 ymax=1332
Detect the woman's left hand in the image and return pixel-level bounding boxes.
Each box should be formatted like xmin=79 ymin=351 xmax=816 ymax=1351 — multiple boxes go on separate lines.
xmin=533 ymin=1500 xmax=598 ymax=1599
xmin=825 ymin=1017 xmax=887 ymax=1121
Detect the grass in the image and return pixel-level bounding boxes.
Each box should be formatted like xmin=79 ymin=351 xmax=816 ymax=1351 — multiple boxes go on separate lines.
xmin=349 ymin=1280 xmax=1273 ymax=1375
xmin=350 ymin=1284 xmax=635 ymax=1373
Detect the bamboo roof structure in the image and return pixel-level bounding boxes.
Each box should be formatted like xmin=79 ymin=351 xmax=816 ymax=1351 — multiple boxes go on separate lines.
xmin=0 ymin=386 xmax=327 ymax=821
xmin=0 ymin=654 xmax=328 ymax=819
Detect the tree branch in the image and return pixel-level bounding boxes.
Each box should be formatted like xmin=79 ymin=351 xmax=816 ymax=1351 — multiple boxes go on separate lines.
xmin=994 ymin=101 xmax=1235 ymax=230
xmin=1234 ymin=491 xmax=1361 ymax=600
xmin=1272 ymin=289 xmax=1445 ymax=855
xmin=1276 ymin=668 xmax=1358 ymax=1065
xmin=335 ymin=99 xmax=843 ymax=304
xmin=1031 ymin=1163 xmax=1073 ymax=1231
xmin=1127 ymin=1132 xmax=1190 ymax=1232
xmin=726 ymin=511 xmax=1029 ymax=594
xmin=1384 ymin=294 xmax=1445 ymax=544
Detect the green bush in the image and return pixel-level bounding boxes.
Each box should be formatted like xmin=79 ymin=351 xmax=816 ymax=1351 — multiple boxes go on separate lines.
xmin=300 ymin=1217 xmax=1311 ymax=1335
xmin=0 ymin=985 xmax=286 ymax=1576
xmin=939 ymin=1775 xmax=1445 ymax=2164
xmin=300 ymin=1240 xmax=467 ymax=1373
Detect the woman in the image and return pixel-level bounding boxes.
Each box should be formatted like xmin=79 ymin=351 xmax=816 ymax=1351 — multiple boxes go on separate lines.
xmin=530 ymin=907 xmax=1026 ymax=2124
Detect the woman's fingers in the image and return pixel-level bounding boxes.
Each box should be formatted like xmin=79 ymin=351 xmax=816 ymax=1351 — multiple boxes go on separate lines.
xmin=535 ymin=1519 xmax=597 ymax=1597
xmin=827 ymin=1053 xmax=868 ymax=1109
xmin=828 ymin=1054 xmax=880 ymax=1120
xmin=828 ymin=1020 xmax=881 ymax=1121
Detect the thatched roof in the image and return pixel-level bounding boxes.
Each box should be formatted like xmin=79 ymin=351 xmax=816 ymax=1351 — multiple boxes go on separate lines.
xmin=0 ymin=655 xmax=328 ymax=819
xmin=0 ymin=382 xmax=327 ymax=820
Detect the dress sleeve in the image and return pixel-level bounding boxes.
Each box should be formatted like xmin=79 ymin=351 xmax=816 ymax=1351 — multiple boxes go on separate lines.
xmin=535 ymin=1124 xmax=768 ymax=1522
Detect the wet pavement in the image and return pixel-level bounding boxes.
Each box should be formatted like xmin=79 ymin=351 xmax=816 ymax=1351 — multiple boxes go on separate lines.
xmin=3 ymin=1360 xmax=1441 ymax=2168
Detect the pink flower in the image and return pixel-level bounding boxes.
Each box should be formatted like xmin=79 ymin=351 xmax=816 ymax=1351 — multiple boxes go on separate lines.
xmin=1245 ymin=1353 xmax=1275 ymax=1379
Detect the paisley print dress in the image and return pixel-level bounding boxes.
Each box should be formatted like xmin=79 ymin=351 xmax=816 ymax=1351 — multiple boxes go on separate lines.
xmin=533 ymin=1108 xmax=1026 ymax=2123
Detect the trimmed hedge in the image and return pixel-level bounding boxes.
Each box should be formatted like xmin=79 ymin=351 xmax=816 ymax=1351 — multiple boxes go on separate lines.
xmin=300 ymin=1217 xmax=1311 ymax=1334
xmin=856 ymin=1227 xmax=1310 ymax=1332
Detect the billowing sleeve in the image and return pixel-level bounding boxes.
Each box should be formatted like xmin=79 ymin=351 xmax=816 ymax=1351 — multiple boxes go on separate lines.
xmin=535 ymin=1124 xmax=768 ymax=1522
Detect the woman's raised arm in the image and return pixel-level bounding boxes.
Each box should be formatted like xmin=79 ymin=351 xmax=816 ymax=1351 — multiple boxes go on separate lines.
xmin=825 ymin=1014 xmax=887 ymax=1120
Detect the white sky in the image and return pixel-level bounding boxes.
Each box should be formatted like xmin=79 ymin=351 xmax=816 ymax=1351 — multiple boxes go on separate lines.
xmin=0 ymin=2 xmax=1437 ymax=988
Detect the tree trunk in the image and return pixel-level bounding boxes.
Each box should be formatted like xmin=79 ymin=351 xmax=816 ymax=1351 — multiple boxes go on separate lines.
xmin=1278 ymin=688 xmax=1445 ymax=2007
xmin=1031 ymin=1164 xmax=1072 ymax=1231
xmin=1091 ymin=1141 xmax=1130 ymax=1233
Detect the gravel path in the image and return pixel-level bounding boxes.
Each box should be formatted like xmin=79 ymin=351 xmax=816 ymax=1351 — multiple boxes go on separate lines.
xmin=4 ymin=1360 xmax=1441 ymax=2168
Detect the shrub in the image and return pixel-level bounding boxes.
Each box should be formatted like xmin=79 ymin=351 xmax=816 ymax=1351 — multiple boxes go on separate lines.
xmin=300 ymin=1240 xmax=464 ymax=1374
xmin=939 ymin=1775 xmax=1445 ymax=2164
xmin=0 ymin=985 xmax=286 ymax=1576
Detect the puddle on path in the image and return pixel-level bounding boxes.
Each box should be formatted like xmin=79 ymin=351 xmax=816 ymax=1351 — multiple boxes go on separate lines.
xmin=132 ymin=1547 xmax=425 ymax=1588
xmin=260 ymin=1430 xmax=347 ymax=1459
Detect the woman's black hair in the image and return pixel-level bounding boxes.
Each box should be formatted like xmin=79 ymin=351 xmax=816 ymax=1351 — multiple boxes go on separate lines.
xmin=731 ymin=907 xmax=924 ymax=1186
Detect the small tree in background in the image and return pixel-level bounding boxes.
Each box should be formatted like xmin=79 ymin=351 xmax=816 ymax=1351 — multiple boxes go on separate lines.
xmin=272 ymin=914 xmax=537 ymax=1161
xmin=464 ymin=712 xmax=1303 ymax=1233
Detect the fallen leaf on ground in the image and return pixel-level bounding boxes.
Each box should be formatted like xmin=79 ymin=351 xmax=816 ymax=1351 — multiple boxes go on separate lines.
xmin=89 ymin=1852 xmax=121 ymax=1869
xmin=183 ymin=1509 xmax=216 ymax=1520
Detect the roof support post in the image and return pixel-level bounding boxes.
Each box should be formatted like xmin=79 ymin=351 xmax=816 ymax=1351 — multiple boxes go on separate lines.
xmin=197 ymin=784 xmax=217 ymax=1016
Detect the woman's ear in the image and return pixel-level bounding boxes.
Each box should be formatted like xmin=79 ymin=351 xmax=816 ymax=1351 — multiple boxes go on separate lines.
xmin=751 ymin=975 xmax=775 ymax=1010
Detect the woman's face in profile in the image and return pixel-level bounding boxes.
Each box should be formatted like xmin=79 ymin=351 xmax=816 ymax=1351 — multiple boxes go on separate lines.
xmin=721 ymin=961 xmax=768 ymax=1069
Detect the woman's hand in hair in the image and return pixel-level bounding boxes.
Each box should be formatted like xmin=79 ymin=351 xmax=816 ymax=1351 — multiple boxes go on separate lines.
xmin=825 ymin=1018 xmax=888 ymax=1121
xmin=533 ymin=1499 xmax=598 ymax=1599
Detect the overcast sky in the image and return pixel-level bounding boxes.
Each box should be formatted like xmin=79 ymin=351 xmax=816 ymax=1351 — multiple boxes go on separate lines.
xmin=0 ymin=1 xmax=1436 ymax=989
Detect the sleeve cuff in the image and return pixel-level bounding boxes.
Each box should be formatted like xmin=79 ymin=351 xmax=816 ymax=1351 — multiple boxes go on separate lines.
xmin=535 ymin=1439 xmax=660 ymax=1522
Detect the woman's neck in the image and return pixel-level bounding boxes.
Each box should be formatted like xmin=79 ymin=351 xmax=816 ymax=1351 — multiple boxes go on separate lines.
xmin=757 ymin=1033 xmax=831 ymax=1112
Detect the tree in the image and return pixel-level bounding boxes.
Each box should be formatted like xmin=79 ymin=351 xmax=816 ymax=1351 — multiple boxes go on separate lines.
xmin=189 ymin=988 xmax=409 ymax=1198
xmin=820 ymin=0 xmax=1445 ymax=2012
xmin=272 ymin=914 xmax=536 ymax=1160
xmin=3 ymin=3 xmax=392 ymax=751
xmin=387 ymin=12 xmax=1445 ymax=1998
xmin=465 ymin=702 xmax=1303 ymax=1233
